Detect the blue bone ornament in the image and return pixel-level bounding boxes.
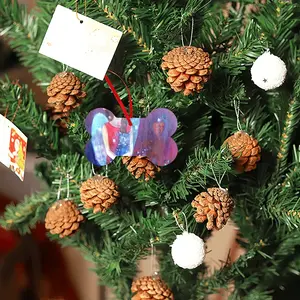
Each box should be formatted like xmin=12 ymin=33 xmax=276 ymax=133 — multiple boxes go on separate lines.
xmin=85 ymin=108 xmax=178 ymax=166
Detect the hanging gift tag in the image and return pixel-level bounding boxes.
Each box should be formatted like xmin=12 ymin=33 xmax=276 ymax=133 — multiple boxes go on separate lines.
xmin=0 ymin=115 xmax=27 ymax=181
xmin=39 ymin=5 xmax=122 ymax=80
xmin=85 ymin=108 xmax=178 ymax=167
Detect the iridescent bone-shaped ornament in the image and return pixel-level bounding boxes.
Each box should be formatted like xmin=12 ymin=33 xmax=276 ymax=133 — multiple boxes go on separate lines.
xmin=85 ymin=108 xmax=178 ymax=166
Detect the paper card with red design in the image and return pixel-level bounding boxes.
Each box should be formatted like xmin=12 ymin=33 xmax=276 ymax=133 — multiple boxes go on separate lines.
xmin=39 ymin=5 xmax=122 ymax=80
xmin=0 ymin=114 xmax=27 ymax=181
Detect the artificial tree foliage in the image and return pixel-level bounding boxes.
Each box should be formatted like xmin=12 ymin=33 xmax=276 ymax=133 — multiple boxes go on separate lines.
xmin=0 ymin=0 xmax=299 ymax=299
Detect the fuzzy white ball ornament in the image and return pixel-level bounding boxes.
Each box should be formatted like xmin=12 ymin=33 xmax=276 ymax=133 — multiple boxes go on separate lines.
xmin=251 ymin=51 xmax=287 ymax=90
xmin=171 ymin=231 xmax=205 ymax=269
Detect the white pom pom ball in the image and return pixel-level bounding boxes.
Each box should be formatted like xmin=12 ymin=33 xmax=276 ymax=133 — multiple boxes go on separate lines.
xmin=171 ymin=231 xmax=205 ymax=269
xmin=251 ymin=51 xmax=287 ymax=90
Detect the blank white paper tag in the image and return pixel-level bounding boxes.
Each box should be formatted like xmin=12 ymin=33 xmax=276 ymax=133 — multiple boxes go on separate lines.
xmin=39 ymin=5 xmax=122 ymax=80
xmin=0 ymin=115 xmax=27 ymax=181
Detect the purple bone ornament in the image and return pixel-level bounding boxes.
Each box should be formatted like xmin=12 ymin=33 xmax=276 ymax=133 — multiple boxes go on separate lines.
xmin=85 ymin=108 xmax=178 ymax=166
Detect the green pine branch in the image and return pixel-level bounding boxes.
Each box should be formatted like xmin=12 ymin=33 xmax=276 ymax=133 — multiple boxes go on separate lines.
xmin=254 ymin=1 xmax=299 ymax=56
xmin=195 ymin=247 xmax=263 ymax=299
xmin=194 ymin=1 xmax=244 ymax=51
xmin=0 ymin=1 xmax=299 ymax=299
xmin=0 ymin=80 xmax=60 ymax=157
xmin=216 ymin=20 xmax=267 ymax=76
xmin=91 ymin=0 xmax=152 ymax=53
xmin=266 ymin=146 xmax=300 ymax=229
xmin=195 ymin=230 xmax=300 ymax=299
xmin=170 ymin=146 xmax=233 ymax=200
xmin=277 ymin=78 xmax=300 ymax=170
xmin=0 ymin=0 xmax=61 ymax=81
xmin=0 ymin=192 xmax=53 ymax=235
xmin=0 ymin=0 xmax=106 ymax=101
xmin=92 ymin=0 xmax=211 ymax=53
xmin=50 ymin=205 xmax=204 ymax=300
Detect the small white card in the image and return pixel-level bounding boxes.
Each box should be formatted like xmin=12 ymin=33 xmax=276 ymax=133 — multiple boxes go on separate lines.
xmin=39 ymin=5 xmax=123 ymax=80
xmin=0 ymin=115 xmax=27 ymax=181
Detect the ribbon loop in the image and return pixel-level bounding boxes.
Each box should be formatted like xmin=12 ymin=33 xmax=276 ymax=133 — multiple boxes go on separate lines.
xmin=104 ymin=70 xmax=133 ymax=126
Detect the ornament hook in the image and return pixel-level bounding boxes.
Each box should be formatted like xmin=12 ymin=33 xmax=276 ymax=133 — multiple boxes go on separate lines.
xmin=233 ymin=98 xmax=243 ymax=132
xmin=173 ymin=211 xmax=189 ymax=232
xmin=180 ymin=16 xmax=194 ymax=47
xmin=210 ymin=164 xmax=227 ymax=191
xmin=150 ymin=238 xmax=159 ymax=277
xmin=91 ymin=163 xmax=96 ymax=176
xmin=66 ymin=173 xmax=70 ymax=200
xmin=56 ymin=176 xmax=63 ymax=200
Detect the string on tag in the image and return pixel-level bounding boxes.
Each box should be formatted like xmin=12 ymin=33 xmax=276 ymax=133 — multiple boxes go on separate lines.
xmin=11 ymin=99 xmax=22 ymax=123
xmin=4 ymin=105 xmax=9 ymax=118
xmin=4 ymin=81 xmax=22 ymax=122
xmin=180 ymin=16 xmax=195 ymax=47
xmin=173 ymin=211 xmax=189 ymax=232
xmin=233 ymin=99 xmax=242 ymax=131
xmin=3 ymin=99 xmax=22 ymax=123
xmin=11 ymin=81 xmax=22 ymax=122
xmin=104 ymin=70 xmax=133 ymax=126
xmin=75 ymin=0 xmax=87 ymax=23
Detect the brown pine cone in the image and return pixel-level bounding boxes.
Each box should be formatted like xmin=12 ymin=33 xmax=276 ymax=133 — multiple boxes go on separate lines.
xmin=80 ymin=176 xmax=120 ymax=213
xmin=46 ymin=72 xmax=86 ymax=128
xmin=161 ymin=46 xmax=212 ymax=96
xmin=223 ymin=131 xmax=261 ymax=172
xmin=131 ymin=276 xmax=174 ymax=300
xmin=192 ymin=188 xmax=234 ymax=230
xmin=122 ymin=156 xmax=160 ymax=181
xmin=45 ymin=200 xmax=84 ymax=238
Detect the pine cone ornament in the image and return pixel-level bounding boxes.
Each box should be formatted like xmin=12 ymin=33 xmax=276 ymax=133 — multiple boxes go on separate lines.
xmin=122 ymin=156 xmax=160 ymax=181
xmin=45 ymin=200 xmax=84 ymax=238
xmin=46 ymin=72 xmax=86 ymax=128
xmin=223 ymin=131 xmax=261 ymax=172
xmin=192 ymin=188 xmax=234 ymax=230
xmin=80 ymin=176 xmax=120 ymax=213
xmin=161 ymin=46 xmax=213 ymax=96
xmin=131 ymin=276 xmax=174 ymax=300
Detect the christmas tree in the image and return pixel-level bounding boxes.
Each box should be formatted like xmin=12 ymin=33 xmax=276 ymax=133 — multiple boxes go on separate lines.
xmin=0 ymin=0 xmax=299 ymax=299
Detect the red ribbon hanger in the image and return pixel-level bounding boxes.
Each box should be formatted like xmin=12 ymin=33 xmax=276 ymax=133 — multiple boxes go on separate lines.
xmin=104 ymin=70 xmax=133 ymax=126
